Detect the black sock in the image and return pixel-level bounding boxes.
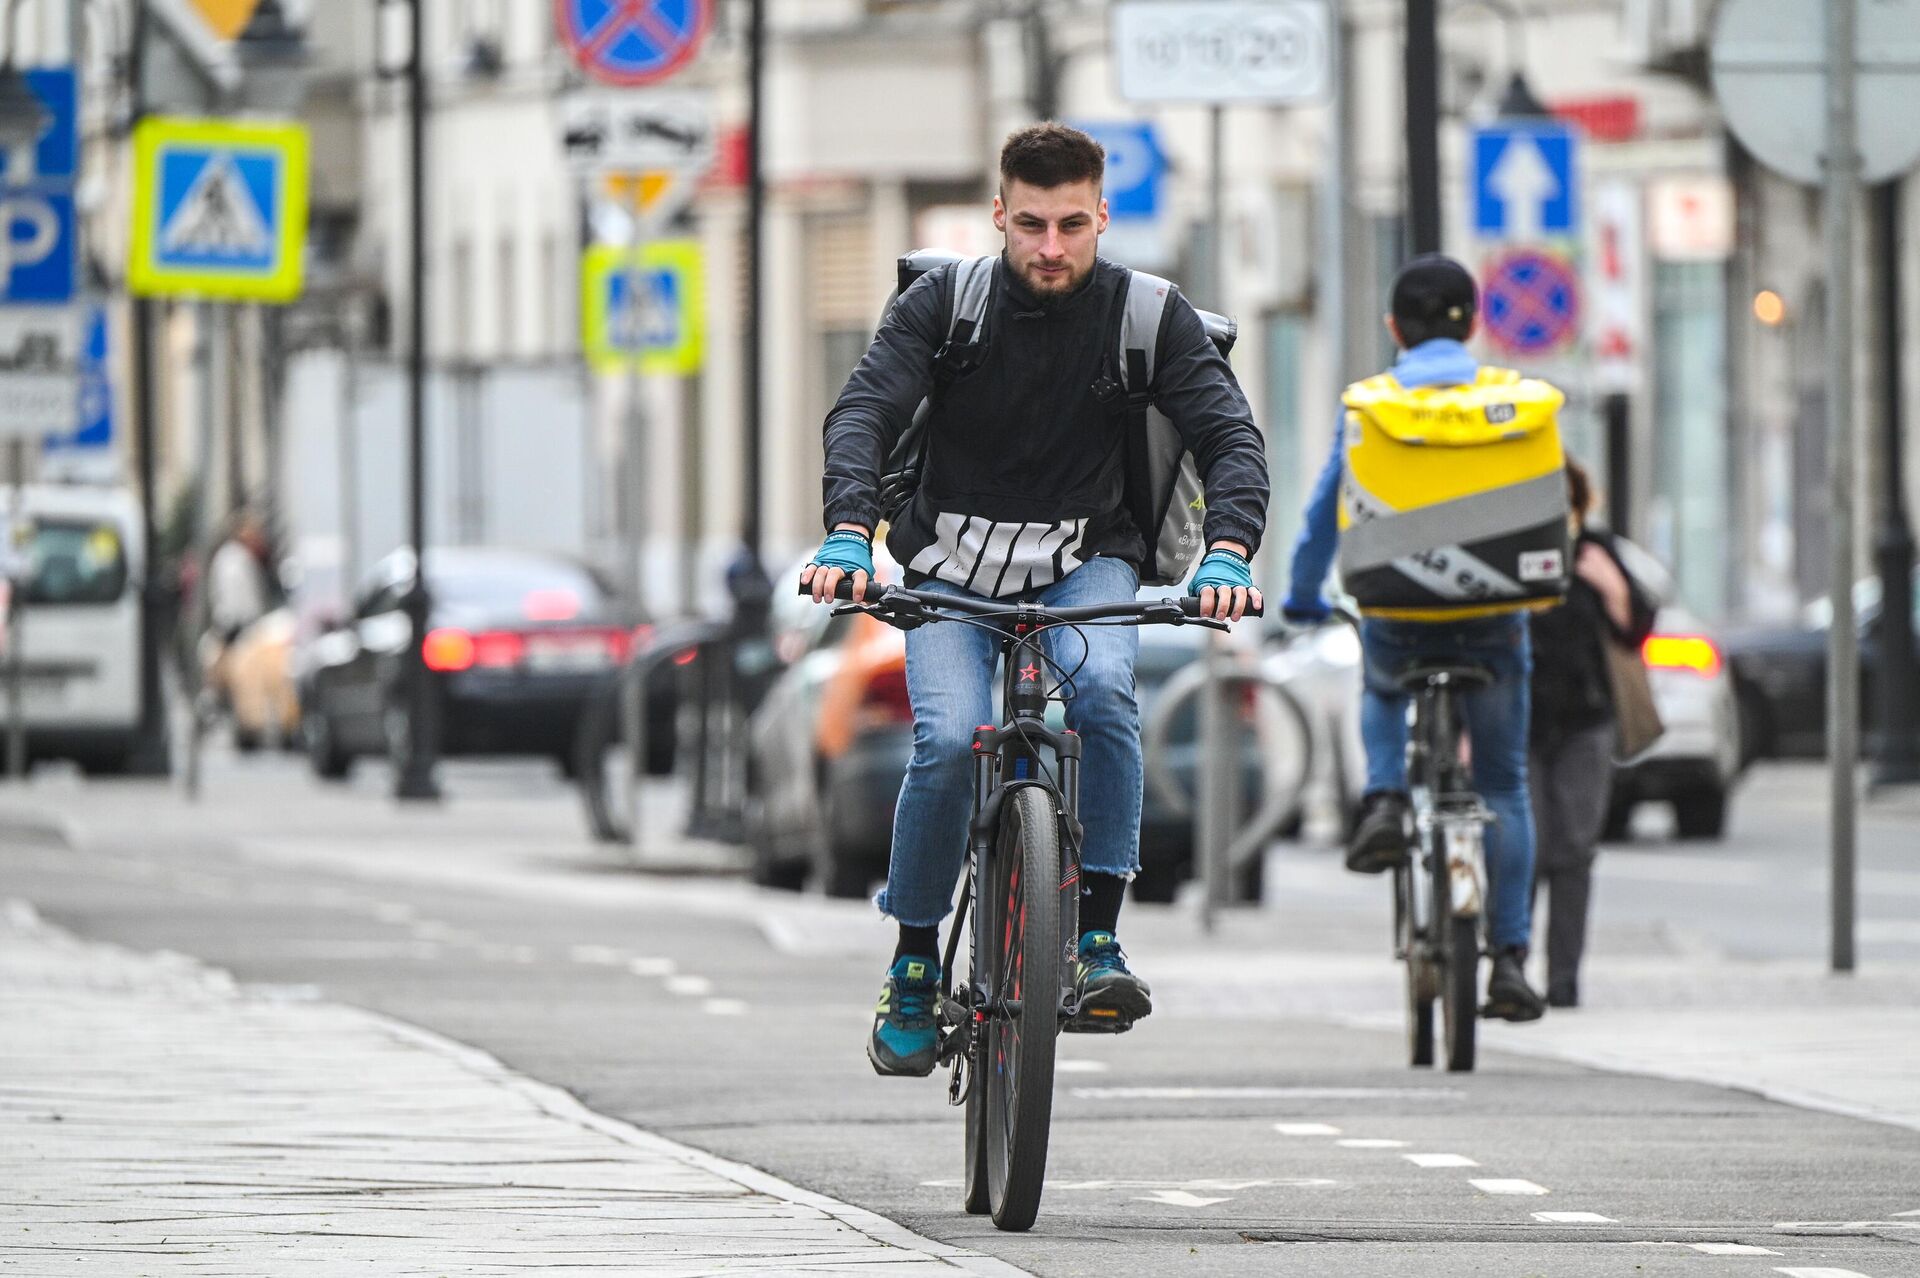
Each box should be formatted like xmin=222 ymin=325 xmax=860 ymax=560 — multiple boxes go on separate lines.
xmin=895 ymin=924 xmax=940 ymax=964
xmin=1079 ymin=872 xmax=1127 ymax=938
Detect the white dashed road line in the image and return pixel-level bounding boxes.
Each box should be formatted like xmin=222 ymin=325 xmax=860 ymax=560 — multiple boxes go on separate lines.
xmin=1337 ymin=1138 xmax=1409 ymax=1149
xmin=1274 ymin=1122 xmax=1342 ymax=1136
xmin=1688 ymin=1244 xmax=1781 ymax=1255
xmin=1403 ymin=1153 xmax=1478 ymax=1168
xmin=1070 ymin=1086 xmax=1463 ymax=1101
xmin=663 ymin=974 xmax=715 ymax=997
xmin=1056 ymin=1059 xmax=1109 ymax=1074
xmin=702 ymin=998 xmax=748 ymax=1016
xmin=1775 ymin=1269 xmax=1876 ymax=1278
xmin=1471 ymin=1178 xmax=1550 ymax=1196
xmin=1534 ymin=1211 xmax=1616 ymax=1223
xmin=627 ymin=957 xmax=677 ymax=977
xmin=568 ymin=944 xmax=624 ymax=965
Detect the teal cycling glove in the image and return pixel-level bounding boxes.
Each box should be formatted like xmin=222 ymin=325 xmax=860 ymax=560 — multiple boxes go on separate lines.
xmin=1188 ymin=547 xmax=1255 ymax=598
xmin=810 ymin=528 xmax=875 ymax=580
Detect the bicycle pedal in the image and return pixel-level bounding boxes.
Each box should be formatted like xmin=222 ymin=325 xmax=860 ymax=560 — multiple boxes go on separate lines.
xmin=1062 ymin=1006 xmax=1135 ymax=1035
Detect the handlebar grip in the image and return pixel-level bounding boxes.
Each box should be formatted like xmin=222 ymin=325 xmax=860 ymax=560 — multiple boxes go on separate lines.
xmin=798 ymin=576 xmax=880 ymax=603
xmin=1177 ymin=595 xmax=1265 ymax=618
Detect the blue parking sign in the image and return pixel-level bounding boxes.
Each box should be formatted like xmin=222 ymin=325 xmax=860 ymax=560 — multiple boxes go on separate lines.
xmin=0 ymin=188 xmax=76 ymax=303
xmin=1072 ymin=120 xmax=1165 ymax=220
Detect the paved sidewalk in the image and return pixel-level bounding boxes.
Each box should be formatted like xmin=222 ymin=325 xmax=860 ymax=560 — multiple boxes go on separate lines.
xmin=0 ymin=901 xmax=1022 ymax=1277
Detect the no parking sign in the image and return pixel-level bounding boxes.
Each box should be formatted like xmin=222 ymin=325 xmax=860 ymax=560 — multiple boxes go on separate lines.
xmin=1481 ymin=250 xmax=1580 ymax=358
xmin=555 ymin=0 xmax=712 ymax=87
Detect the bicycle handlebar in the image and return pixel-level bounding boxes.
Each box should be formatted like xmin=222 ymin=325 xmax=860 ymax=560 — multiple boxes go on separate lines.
xmin=799 ymin=577 xmax=1263 ymax=626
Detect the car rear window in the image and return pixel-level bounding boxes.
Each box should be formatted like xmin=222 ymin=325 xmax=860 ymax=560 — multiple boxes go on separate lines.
xmin=431 ymin=557 xmax=615 ymax=619
xmin=23 ymin=519 xmax=129 ymax=606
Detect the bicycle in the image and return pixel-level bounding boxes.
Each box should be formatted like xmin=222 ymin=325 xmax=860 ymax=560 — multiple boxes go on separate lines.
xmin=814 ymin=578 xmax=1257 ymax=1232
xmin=1292 ymin=608 xmax=1492 ymax=1073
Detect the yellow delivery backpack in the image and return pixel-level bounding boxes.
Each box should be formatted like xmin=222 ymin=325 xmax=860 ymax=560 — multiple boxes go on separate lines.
xmin=1337 ymin=366 xmax=1570 ymax=621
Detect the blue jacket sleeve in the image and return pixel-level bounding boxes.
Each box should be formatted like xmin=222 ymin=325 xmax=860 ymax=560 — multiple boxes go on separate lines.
xmin=1285 ymin=415 xmax=1345 ymax=607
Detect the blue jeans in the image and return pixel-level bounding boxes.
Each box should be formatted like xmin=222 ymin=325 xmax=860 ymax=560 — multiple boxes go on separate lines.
xmin=877 ymin=557 xmax=1143 ymax=928
xmin=1360 ymin=615 xmax=1535 ymax=950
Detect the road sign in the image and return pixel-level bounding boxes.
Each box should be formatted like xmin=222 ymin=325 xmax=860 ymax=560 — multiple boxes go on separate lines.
xmin=1588 ymin=182 xmax=1643 ymax=394
xmin=563 ymin=91 xmax=715 ymax=175
xmin=556 ymin=0 xmax=712 ymax=88
xmin=582 ymin=240 xmax=704 ymax=374
xmin=1072 ymin=120 xmax=1164 ymax=218
xmin=1113 ymin=0 xmax=1330 ymax=104
xmin=0 ymin=305 xmax=80 ymax=437
xmin=129 ymin=116 xmax=310 ymax=303
xmin=0 ymin=68 xmax=77 ymax=185
xmin=1711 ymin=0 xmax=1920 ymax=186
xmin=1481 ymin=249 xmax=1580 ymax=357
xmin=0 ymin=191 xmax=76 ymax=304
xmin=1472 ymin=123 xmax=1578 ymax=242
xmin=188 ymin=0 xmax=263 ymax=41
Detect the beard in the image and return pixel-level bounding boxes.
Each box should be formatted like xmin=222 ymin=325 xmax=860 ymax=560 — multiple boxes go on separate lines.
xmin=1015 ymin=256 xmax=1093 ymax=305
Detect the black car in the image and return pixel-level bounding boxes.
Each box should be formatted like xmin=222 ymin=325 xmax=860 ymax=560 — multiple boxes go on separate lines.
xmin=300 ymin=547 xmax=643 ymax=779
xmin=1726 ymin=569 xmax=1920 ymax=760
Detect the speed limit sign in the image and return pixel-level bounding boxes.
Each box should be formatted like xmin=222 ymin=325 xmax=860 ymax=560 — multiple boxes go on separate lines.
xmin=1113 ymin=0 xmax=1331 ymax=104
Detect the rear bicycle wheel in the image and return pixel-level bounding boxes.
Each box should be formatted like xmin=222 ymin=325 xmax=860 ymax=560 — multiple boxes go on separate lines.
xmin=983 ymin=786 xmax=1061 ymax=1233
xmin=1396 ymin=862 xmax=1435 ymax=1068
xmin=1442 ymin=914 xmax=1479 ymax=1072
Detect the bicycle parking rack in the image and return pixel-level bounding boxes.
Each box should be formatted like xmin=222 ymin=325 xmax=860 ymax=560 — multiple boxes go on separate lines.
xmin=1141 ymin=643 xmax=1314 ymax=931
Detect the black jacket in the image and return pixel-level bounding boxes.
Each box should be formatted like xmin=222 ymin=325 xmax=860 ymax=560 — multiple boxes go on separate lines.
xmin=821 ymin=256 xmax=1268 ymax=597
xmin=1529 ymin=528 xmax=1658 ymax=751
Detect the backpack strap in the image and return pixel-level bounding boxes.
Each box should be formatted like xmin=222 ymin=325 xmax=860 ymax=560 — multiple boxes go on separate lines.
xmin=933 ymin=254 xmax=997 ymax=390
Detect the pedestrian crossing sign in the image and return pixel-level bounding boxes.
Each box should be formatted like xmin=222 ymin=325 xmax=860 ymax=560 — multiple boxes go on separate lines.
xmin=581 ymin=240 xmax=705 ymax=374
xmin=129 ymin=117 xmax=310 ymax=303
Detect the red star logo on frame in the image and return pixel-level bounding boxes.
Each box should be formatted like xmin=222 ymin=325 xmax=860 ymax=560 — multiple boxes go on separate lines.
xmin=1019 ymin=662 xmax=1040 ymax=683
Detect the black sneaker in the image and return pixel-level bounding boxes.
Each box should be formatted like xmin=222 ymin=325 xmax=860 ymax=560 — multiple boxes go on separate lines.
xmin=1346 ymin=790 xmax=1411 ymax=874
xmin=867 ymin=955 xmax=942 ymax=1076
xmin=1546 ymin=977 xmax=1578 ymax=1009
xmin=1485 ymin=947 xmax=1546 ymax=1022
xmin=1065 ymin=931 xmax=1151 ymax=1033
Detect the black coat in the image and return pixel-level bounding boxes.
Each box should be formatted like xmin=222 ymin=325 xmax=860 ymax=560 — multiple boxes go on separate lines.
xmin=1528 ymin=528 xmax=1658 ymax=751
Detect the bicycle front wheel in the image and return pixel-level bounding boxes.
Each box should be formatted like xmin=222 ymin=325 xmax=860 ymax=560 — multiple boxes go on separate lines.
xmin=1396 ymin=861 xmax=1435 ymax=1068
xmin=984 ymin=786 xmax=1062 ymax=1232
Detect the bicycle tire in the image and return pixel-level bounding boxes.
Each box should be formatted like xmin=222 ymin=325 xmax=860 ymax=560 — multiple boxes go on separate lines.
xmin=1396 ymin=862 xmax=1435 ymax=1068
xmin=1442 ymin=914 xmax=1479 ymax=1072
xmin=984 ymin=786 xmax=1061 ymax=1232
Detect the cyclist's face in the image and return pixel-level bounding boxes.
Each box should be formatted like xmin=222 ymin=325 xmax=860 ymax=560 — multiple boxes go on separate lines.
xmin=994 ymin=179 xmax=1107 ymax=297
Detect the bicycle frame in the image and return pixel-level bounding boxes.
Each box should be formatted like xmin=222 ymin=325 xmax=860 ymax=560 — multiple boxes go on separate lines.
xmin=1407 ymin=676 xmax=1491 ymax=926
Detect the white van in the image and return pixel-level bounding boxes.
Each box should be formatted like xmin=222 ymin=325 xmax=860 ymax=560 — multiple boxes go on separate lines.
xmin=2 ymin=485 xmax=144 ymax=773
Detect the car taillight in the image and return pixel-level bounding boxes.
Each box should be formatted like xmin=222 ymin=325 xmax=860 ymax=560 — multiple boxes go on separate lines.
xmin=1643 ymin=633 xmax=1721 ymax=678
xmin=422 ymin=628 xmax=475 ymax=672
xmin=859 ymin=664 xmax=913 ymax=725
xmin=471 ymin=631 xmax=526 ymax=668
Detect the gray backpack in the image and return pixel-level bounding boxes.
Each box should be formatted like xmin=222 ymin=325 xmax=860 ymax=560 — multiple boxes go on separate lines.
xmin=877 ymin=250 xmax=1236 ymax=588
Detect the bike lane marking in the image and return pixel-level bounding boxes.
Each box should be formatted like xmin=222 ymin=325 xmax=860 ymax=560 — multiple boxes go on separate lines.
xmin=1534 ymin=1211 xmax=1616 ymax=1223
xmin=1337 ymin=1137 xmax=1408 ymax=1148
xmin=1775 ymin=1270 xmax=1877 ymax=1277
xmin=1403 ymin=1153 xmax=1478 ymax=1167
xmin=1274 ymin=1122 xmax=1341 ymax=1135
xmin=1471 ymin=1178 xmax=1550 ymax=1195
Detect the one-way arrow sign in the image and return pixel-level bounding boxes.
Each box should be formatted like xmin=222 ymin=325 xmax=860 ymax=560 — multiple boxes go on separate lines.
xmin=1473 ymin=122 xmax=1578 ymax=241
xmin=563 ymin=91 xmax=715 ymax=176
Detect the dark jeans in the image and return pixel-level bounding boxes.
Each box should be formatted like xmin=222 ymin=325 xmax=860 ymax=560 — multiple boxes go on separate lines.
xmin=1528 ymin=721 xmax=1615 ymax=994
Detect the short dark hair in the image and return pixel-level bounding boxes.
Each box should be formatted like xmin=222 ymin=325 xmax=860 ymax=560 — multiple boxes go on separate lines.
xmin=999 ymin=123 xmax=1105 ymax=193
xmin=1391 ymin=253 xmax=1478 ymax=347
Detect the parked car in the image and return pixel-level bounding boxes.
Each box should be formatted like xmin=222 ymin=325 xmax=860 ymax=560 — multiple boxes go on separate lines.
xmin=300 ymin=547 xmax=642 ymax=779
xmin=2 ymin=485 xmax=144 ymax=774
xmin=742 ymin=566 xmax=1274 ymax=901
xmin=1725 ymin=569 xmax=1920 ymax=761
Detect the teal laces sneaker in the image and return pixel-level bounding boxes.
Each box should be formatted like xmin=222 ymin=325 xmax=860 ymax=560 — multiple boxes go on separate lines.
xmin=1066 ymin=932 xmax=1152 ymax=1033
xmin=867 ymin=955 xmax=942 ymax=1077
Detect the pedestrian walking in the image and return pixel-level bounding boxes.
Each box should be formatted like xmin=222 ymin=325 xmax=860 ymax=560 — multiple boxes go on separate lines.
xmin=1528 ymin=459 xmax=1658 ymax=1008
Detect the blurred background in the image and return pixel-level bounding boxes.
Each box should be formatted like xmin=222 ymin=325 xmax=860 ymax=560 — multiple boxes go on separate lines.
xmin=0 ymin=0 xmax=1914 ymax=893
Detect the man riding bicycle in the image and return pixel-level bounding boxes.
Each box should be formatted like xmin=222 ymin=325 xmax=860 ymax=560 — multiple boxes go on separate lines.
xmin=1284 ymin=255 xmax=1549 ymax=1023
xmin=803 ymin=123 xmax=1271 ymax=1076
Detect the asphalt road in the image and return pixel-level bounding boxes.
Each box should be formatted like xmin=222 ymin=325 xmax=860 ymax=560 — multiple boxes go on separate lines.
xmin=2 ymin=753 xmax=1917 ymax=1277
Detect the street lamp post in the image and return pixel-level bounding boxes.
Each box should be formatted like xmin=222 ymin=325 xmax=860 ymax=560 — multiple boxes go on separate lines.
xmin=393 ymin=0 xmax=438 ymax=800
xmin=1871 ymin=180 xmax=1920 ymax=786
xmin=1404 ymin=0 xmax=1442 ymax=255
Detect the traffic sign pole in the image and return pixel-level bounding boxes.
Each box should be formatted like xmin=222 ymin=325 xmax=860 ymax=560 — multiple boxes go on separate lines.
xmin=1824 ymin=0 xmax=1859 ymax=974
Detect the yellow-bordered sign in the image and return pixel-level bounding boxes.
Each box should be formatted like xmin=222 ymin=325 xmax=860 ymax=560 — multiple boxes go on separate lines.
xmin=581 ymin=240 xmax=705 ymax=374
xmin=129 ymin=116 xmax=310 ymax=304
